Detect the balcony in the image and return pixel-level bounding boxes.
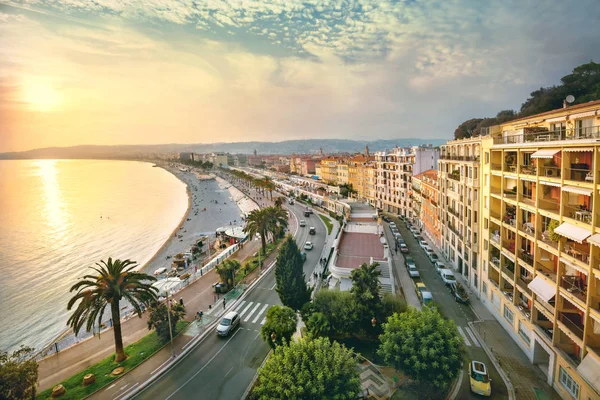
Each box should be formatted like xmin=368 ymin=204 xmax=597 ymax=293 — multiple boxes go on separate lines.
xmin=518 ymin=249 xmax=534 ymax=266
xmin=517 ymin=276 xmax=533 ymax=296
xmin=563 ymin=204 xmax=592 ymax=225
xmin=503 ymin=187 xmax=517 ymax=200
xmin=533 ymin=322 xmax=554 ymax=341
xmin=535 ymin=262 xmax=557 ymax=283
xmin=502 ymin=264 xmax=515 ymax=279
xmin=493 ymin=125 xmax=600 ymax=144
xmin=491 ymin=163 xmax=502 ymax=172
xmin=559 ymin=312 xmax=584 ymax=341
xmin=449 ymin=170 xmax=461 ymax=181
xmin=538 ymin=198 xmax=560 ymax=214
xmin=502 ymin=239 xmax=515 ymax=254
xmin=520 ymin=165 xmax=537 ymax=175
xmin=536 ymin=298 xmax=556 ymax=316
xmin=490 ymin=255 xmax=501 ymax=270
xmin=447 ymin=207 xmax=460 ymax=218
xmin=560 ymin=275 xmax=588 ymax=303
xmin=504 ymin=163 xmax=518 ymax=174
xmin=565 ymin=166 xmax=593 ymax=183
xmin=563 ymin=242 xmax=590 ymax=265
xmin=517 ymin=297 xmax=532 ymax=319
xmin=502 ymin=284 xmax=514 ymax=302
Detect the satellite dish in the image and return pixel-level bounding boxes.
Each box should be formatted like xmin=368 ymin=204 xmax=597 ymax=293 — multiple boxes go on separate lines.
xmin=566 ymin=95 xmax=575 ymax=104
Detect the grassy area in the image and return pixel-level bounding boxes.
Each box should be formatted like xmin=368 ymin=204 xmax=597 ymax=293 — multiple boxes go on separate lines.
xmin=38 ymin=321 xmax=189 ymax=400
xmin=319 ymin=214 xmax=333 ymax=235
xmin=235 ymin=240 xmax=280 ymax=283
xmin=391 ymin=381 xmax=446 ymax=400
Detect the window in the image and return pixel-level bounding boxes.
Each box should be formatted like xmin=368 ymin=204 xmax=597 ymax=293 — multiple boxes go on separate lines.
xmin=485 ymin=152 xmax=489 ymax=164
xmin=482 ymin=282 xmax=487 ymax=294
xmin=503 ymin=305 xmax=514 ymax=324
xmin=484 ymin=218 xmax=488 ymax=229
xmin=559 ymin=366 xmax=580 ymax=399
xmin=484 ymin=240 xmax=488 ymax=250
xmin=518 ymin=321 xmax=531 ymax=344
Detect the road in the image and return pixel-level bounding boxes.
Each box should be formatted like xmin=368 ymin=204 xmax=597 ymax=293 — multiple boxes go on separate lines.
xmin=388 ymin=217 xmax=509 ymax=399
xmin=133 ymin=198 xmax=328 ymax=400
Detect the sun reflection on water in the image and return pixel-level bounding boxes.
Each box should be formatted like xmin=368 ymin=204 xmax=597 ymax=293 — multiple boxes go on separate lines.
xmin=35 ymin=160 xmax=70 ymax=244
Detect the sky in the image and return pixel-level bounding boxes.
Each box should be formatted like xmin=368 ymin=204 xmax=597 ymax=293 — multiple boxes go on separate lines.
xmin=0 ymin=1 xmax=599 ymax=152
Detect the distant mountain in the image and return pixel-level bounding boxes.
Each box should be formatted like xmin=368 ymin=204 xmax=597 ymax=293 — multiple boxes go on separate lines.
xmin=0 ymin=138 xmax=447 ymax=160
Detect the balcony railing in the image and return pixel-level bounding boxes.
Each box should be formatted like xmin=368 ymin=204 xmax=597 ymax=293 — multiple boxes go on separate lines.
xmin=491 ymin=163 xmax=502 ymax=171
xmin=563 ymin=243 xmax=590 ymax=264
xmin=518 ymin=249 xmax=534 ymax=266
xmin=536 ymin=298 xmax=556 ymax=315
xmin=517 ymin=299 xmax=532 ymax=319
xmin=559 ymin=313 xmax=584 ymax=340
xmin=502 ymin=265 xmax=515 ymax=278
xmin=535 ymin=263 xmax=557 ymax=282
xmin=533 ymin=323 xmax=554 ymax=341
xmin=517 ymin=276 xmax=533 ymax=295
xmin=502 ymin=239 xmax=515 ymax=253
xmin=565 ymin=167 xmax=593 ymax=183
xmin=504 ymin=164 xmax=518 ymax=173
xmin=560 ymin=275 xmax=588 ymax=303
xmin=490 ymin=256 xmax=501 ymax=270
xmin=493 ymin=126 xmax=600 ymax=145
xmin=520 ymin=165 xmax=537 ymax=175
xmin=538 ymin=198 xmax=560 ymax=213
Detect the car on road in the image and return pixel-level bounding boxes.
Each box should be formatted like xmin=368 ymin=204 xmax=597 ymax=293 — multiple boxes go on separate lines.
xmin=390 ymin=226 xmax=399 ymax=234
xmin=404 ymin=255 xmax=415 ymax=268
xmin=469 ymin=361 xmax=492 ymax=397
xmin=288 ymin=198 xmax=294 ymax=205
xmin=389 ymin=221 xmax=396 ymax=229
xmin=299 ymin=219 xmax=306 ymax=227
xmin=397 ymin=240 xmax=409 ymax=253
xmin=407 ymin=264 xmax=420 ymax=278
xmin=307 ymin=208 xmax=314 ymax=214
xmin=418 ymin=240 xmax=428 ymax=249
xmin=434 ymin=261 xmax=446 ymax=274
xmin=309 ymin=227 xmax=316 ymax=235
xmin=216 ymin=311 xmax=240 ymax=337
xmin=300 ymin=251 xmax=307 ymax=263
xmin=416 ymin=282 xmax=433 ymax=305
xmin=304 ymin=241 xmax=314 ymax=250
xmin=440 ymin=269 xmax=457 ymax=286
xmin=425 ymin=248 xmax=438 ymax=263
xmin=304 ymin=211 xmax=311 ymax=217
xmin=410 ymin=227 xmax=420 ymax=236
xmin=382 ymin=215 xmax=391 ymax=222
xmin=449 ymin=282 xmax=470 ymax=303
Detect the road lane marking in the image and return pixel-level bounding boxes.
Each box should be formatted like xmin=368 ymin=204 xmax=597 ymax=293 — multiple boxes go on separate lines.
xmin=224 ymin=366 xmax=234 ymax=377
xmin=270 ymin=282 xmax=276 ymax=290
xmin=233 ymin=300 xmax=246 ymax=313
xmin=244 ymin=303 xmax=262 ymax=322
xmin=114 ymin=382 xmax=139 ymax=400
xmin=239 ymin=301 xmax=254 ymax=317
xmin=107 ymin=383 xmax=117 ymax=390
xmin=165 ymin=329 xmax=241 ymax=400
xmin=457 ymin=326 xmax=471 ymax=347
xmin=151 ymin=358 xmax=173 ymax=375
xmin=465 ymin=326 xmax=480 ymax=347
xmin=260 ymin=317 xmax=266 ymax=325
xmin=252 ymin=304 xmax=269 ymax=324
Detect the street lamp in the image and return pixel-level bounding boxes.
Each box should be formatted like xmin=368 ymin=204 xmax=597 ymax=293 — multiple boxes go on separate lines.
xmin=166 ymin=290 xmax=175 ymax=358
xmin=371 ymin=316 xmax=377 ymax=328
xmin=270 ymin=332 xmax=277 ymax=347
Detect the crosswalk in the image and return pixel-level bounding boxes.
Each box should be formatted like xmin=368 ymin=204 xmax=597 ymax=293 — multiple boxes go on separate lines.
xmin=232 ymin=300 xmax=273 ymax=326
xmin=458 ymin=326 xmax=481 ymax=347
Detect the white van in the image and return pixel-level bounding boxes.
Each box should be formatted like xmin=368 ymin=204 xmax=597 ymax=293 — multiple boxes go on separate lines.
xmin=440 ymin=269 xmax=457 ymax=286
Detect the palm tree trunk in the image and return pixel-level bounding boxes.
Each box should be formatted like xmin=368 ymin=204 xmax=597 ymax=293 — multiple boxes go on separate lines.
xmin=260 ymin=230 xmax=267 ymax=258
xmin=111 ymin=301 xmax=127 ymax=362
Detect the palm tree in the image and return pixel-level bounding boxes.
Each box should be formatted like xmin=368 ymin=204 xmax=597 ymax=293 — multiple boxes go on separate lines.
xmin=67 ymin=258 xmax=158 ymax=362
xmin=262 ymin=177 xmax=275 ymax=200
xmin=215 ymin=259 xmax=240 ymax=288
xmin=274 ymin=197 xmax=284 ymax=208
xmin=244 ymin=207 xmax=288 ymax=255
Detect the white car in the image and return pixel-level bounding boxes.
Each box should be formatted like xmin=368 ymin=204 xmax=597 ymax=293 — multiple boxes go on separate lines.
xmin=304 ymin=242 xmax=314 ymax=250
xmin=419 ymin=240 xmax=429 ymax=249
xmin=440 ymin=269 xmax=457 ymax=286
xmin=299 ymin=219 xmax=306 ymax=227
xmin=434 ymin=261 xmax=446 ymax=274
xmin=408 ymin=265 xmax=420 ymax=278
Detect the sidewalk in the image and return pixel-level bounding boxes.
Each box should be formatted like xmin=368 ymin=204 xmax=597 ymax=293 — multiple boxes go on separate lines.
xmin=410 ymin=220 xmax=560 ymax=400
xmin=37 ymin=239 xmax=262 ymax=391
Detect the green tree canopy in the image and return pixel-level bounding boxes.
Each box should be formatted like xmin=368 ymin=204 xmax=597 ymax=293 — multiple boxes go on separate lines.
xmin=215 ymin=259 xmax=240 ymax=288
xmin=275 ymin=236 xmax=312 ymax=311
xmin=244 ymin=207 xmax=288 ymax=255
xmin=147 ymin=301 xmax=186 ymax=343
xmin=0 ymin=346 xmax=38 ymax=400
xmin=306 ymin=289 xmax=358 ymax=338
xmin=350 ymin=262 xmax=382 ymax=331
xmin=260 ymin=305 xmax=298 ymax=349
xmin=305 ymin=312 xmax=330 ymax=338
xmin=378 ymin=307 xmax=464 ymax=388
xmin=67 ymin=258 xmax=158 ymax=362
xmin=252 ymin=337 xmax=361 ymax=400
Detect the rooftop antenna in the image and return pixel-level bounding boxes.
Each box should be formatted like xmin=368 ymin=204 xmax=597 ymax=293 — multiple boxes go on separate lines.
xmin=564 ymin=95 xmax=575 ymax=108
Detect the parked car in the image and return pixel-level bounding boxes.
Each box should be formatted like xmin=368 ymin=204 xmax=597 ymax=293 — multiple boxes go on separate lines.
xmin=449 ymin=282 xmax=470 ymax=303
xmin=299 ymin=219 xmax=306 ymax=227
xmin=398 ymin=240 xmax=409 ymax=253
xmin=389 ymin=221 xmax=396 ymax=229
xmin=404 ymin=255 xmax=415 ymax=268
xmin=382 ymin=215 xmax=391 ymax=222
xmin=425 ymin=249 xmax=438 ymax=263
xmin=440 ymin=269 xmax=457 ymax=286
xmin=309 ymin=227 xmax=316 ymax=235
xmin=390 ymin=225 xmax=399 ymax=233
xmin=413 ymin=235 xmax=423 ymax=243
xmin=434 ymin=261 xmax=446 ymax=274
xmin=408 ymin=264 xmax=420 ymax=278
xmin=418 ymin=240 xmax=428 ymax=249
xmin=410 ymin=227 xmax=420 ymax=236
xmin=416 ymin=282 xmax=433 ymax=305
xmin=304 ymin=241 xmax=314 ymax=250
xmin=300 ymin=251 xmax=307 ymax=263
xmin=216 ymin=311 xmax=240 ymax=337
xmin=393 ymin=232 xmax=402 ymax=241
xmin=469 ymin=361 xmax=492 ymax=397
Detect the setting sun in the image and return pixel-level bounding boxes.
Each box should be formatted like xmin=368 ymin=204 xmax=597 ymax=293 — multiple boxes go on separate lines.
xmin=21 ymin=80 xmax=63 ymax=112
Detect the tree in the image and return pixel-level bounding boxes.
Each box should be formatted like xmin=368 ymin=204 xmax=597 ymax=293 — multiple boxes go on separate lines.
xmin=305 ymin=312 xmax=330 ymax=338
xmin=147 ymin=301 xmax=186 ymax=343
xmin=260 ymin=305 xmax=297 ymax=348
xmin=350 ymin=262 xmax=382 ymax=331
xmin=275 ymin=236 xmax=311 ymax=311
xmin=307 ymin=289 xmax=358 ymax=338
xmin=381 ymin=293 xmax=407 ymax=321
xmin=67 ymin=258 xmax=158 ymax=362
xmin=378 ymin=307 xmax=464 ymax=388
xmin=274 ymin=196 xmax=284 ymax=208
xmin=244 ymin=207 xmax=288 ymax=255
xmin=215 ymin=259 xmax=240 ymax=288
xmin=339 ymin=183 xmax=357 ymax=198
xmin=0 ymin=346 xmax=38 ymax=400
xmin=252 ymin=337 xmax=361 ymax=400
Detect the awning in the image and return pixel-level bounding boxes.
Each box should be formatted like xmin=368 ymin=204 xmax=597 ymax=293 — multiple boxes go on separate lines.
xmin=570 ymin=110 xmax=598 ymax=120
xmin=539 ymin=180 xmax=562 ymax=187
xmin=588 ymin=234 xmax=600 ymax=248
xmin=546 ymin=116 xmax=567 ymax=123
xmin=531 ymin=149 xmax=561 ymax=159
xmin=562 ymin=185 xmax=593 ymax=196
xmin=528 ymin=276 xmax=556 ymax=302
xmin=577 ymin=353 xmax=600 ymax=393
xmin=554 ymin=222 xmax=591 ymax=243
xmin=563 ymin=147 xmax=594 ymax=152
xmin=520 ymin=176 xmax=537 ymax=182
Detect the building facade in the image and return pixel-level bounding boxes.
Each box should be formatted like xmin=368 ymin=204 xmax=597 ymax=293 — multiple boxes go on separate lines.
xmin=479 ymin=100 xmax=600 ymax=400
xmin=438 ymin=138 xmax=482 ymax=287
xmin=412 ymin=170 xmax=442 ymax=249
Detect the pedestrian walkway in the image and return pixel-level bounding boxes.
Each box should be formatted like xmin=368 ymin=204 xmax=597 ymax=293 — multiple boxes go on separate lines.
xmin=456 ymin=325 xmax=481 ymax=348
xmin=356 ymin=357 xmax=391 ymax=400
xmin=382 ymin=222 xmax=420 ymax=309
xmin=231 ymin=300 xmax=275 ymax=327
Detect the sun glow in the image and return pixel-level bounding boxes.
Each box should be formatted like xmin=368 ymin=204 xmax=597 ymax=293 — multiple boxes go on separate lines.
xmin=21 ymin=80 xmax=63 ymax=112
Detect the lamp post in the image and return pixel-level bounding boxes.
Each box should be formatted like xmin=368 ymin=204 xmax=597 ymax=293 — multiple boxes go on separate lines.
xmin=371 ymin=316 xmax=377 ymax=328
xmin=166 ymin=290 xmax=175 ymax=358
xmin=270 ymin=332 xmax=277 ymax=348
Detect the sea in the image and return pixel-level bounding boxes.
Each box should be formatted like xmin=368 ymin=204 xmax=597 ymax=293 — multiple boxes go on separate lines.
xmin=0 ymin=160 xmax=189 ymax=353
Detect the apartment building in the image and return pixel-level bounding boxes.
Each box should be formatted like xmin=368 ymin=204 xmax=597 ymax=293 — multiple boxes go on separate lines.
xmin=438 ymin=138 xmax=482 ymax=287
xmin=412 ymin=169 xmax=442 ymax=249
xmin=375 ymin=146 xmax=439 ymax=218
xmin=479 ymin=100 xmax=600 ymax=400
xmin=348 ymin=154 xmax=375 ymax=201
xmin=320 ymin=157 xmax=340 ymax=184
xmin=337 ymin=160 xmax=349 ymax=185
